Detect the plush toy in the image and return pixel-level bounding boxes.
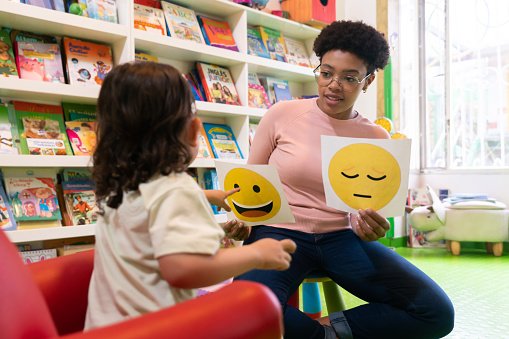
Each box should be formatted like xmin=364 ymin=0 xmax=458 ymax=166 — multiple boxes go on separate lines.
xmin=408 ymin=185 xmax=508 ymax=256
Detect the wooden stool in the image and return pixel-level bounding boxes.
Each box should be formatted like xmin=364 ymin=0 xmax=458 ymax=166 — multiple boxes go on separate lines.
xmin=287 ymin=271 xmax=347 ymax=319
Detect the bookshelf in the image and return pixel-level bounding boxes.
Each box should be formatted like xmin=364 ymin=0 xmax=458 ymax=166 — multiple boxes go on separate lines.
xmin=0 ymin=0 xmax=320 ymax=243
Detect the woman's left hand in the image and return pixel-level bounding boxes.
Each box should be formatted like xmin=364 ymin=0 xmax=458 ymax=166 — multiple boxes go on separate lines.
xmin=350 ymin=208 xmax=391 ymax=242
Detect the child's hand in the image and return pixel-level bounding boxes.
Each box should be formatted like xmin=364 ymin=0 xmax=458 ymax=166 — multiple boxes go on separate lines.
xmin=250 ymin=238 xmax=297 ymax=271
xmin=223 ymin=219 xmax=250 ymax=241
xmin=204 ymin=187 xmax=240 ymax=212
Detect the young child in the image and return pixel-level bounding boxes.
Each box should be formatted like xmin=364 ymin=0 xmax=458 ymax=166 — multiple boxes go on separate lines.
xmin=85 ymin=61 xmax=296 ymax=330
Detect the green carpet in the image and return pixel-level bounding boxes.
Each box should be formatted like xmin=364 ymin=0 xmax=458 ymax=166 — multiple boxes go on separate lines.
xmin=301 ymin=247 xmax=509 ymax=338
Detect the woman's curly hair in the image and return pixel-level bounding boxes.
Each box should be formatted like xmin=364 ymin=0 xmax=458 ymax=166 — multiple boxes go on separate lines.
xmin=92 ymin=61 xmax=195 ymax=209
xmin=313 ymin=20 xmax=390 ymax=74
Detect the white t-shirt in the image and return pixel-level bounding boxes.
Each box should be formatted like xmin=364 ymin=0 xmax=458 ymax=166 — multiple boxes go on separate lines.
xmin=85 ymin=172 xmax=224 ymax=329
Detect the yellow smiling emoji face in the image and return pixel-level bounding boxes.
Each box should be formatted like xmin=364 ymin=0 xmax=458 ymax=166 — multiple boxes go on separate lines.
xmin=328 ymin=143 xmax=401 ymax=211
xmin=224 ymin=168 xmax=281 ymax=222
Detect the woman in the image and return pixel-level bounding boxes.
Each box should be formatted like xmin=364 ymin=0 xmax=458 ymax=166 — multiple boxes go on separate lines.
xmin=225 ymin=20 xmax=454 ymax=339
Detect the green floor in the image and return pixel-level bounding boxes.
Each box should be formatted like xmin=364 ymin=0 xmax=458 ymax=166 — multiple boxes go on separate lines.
xmin=306 ymin=247 xmax=509 ymax=338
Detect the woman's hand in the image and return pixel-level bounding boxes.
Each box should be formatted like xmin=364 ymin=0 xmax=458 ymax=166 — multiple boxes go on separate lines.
xmin=350 ymin=208 xmax=391 ymax=242
xmin=223 ymin=219 xmax=250 ymax=241
xmin=204 ymin=187 xmax=240 ymax=212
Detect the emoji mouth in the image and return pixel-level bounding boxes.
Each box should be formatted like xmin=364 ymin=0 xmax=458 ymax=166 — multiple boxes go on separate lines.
xmin=353 ymin=194 xmax=372 ymax=198
xmin=231 ymin=199 xmax=273 ymax=218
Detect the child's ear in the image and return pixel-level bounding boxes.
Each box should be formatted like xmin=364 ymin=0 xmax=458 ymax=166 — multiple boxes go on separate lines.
xmin=187 ymin=117 xmax=202 ymax=147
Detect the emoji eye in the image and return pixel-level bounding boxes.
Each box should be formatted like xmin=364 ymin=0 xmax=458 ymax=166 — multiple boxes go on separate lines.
xmin=367 ymin=175 xmax=387 ymax=181
xmin=234 ymin=184 xmax=239 ymax=188
xmin=341 ymin=172 xmax=359 ymax=179
xmin=253 ymin=185 xmax=260 ymax=193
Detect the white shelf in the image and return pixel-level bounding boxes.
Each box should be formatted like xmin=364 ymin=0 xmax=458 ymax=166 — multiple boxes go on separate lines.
xmin=0 ymin=155 xmax=92 ymax=168
xmin=6 ymin=225 xmax=96 ymax=243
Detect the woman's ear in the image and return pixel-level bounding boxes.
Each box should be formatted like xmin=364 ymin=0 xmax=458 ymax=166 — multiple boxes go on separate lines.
xmin=187 ymin=117 xmax=202 ymax=147
xmin=363 ymin=74 xmax=376 ymax=91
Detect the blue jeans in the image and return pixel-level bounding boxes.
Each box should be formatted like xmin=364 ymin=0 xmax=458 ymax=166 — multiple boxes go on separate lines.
xmin=235 ymin=226 xmax=454 ymax=339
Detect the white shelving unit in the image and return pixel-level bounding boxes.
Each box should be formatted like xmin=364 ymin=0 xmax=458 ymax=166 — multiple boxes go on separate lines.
xmin=0 ymin=0 xmax=319 ymax=243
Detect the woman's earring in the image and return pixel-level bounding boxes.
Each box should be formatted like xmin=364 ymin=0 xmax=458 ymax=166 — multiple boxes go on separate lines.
xmin=363 ymin=89 xmax=367 ymax=93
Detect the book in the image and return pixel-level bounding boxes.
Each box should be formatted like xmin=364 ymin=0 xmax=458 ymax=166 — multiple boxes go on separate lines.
xmin=184 ymin=74 xmax=203 ymax=101
xmin=65 ymin=121 xmax=97 ymax=155
xmin=19 ymin=248 xmax=57 ymax=264
xmin=189 ymin=68 xmax=207 ymax=101
xmin=86 ymin=0 xmax=118 ymax=23
xmin=259 ymin=76 xmax=289 ymax=105
xmin=4 ymin=176 xmax=62 ymax=222
xmin=61 ymin=168 xmax=93 ymax=182
xmin=16 ymin=219 xmax=62 ymax=230
xmin=57 ymin=243 xmax=95 ymax=256
xmin=202 ymin=169 xmax=225 ymax=215
xmin=247 ymin=72 xmax=270 ymax=109
xmin=161 ymin=2 xmax=205 ymax=44
xmin=283 ymin=36 xmax=312 ymax=68
xmin=249 ymin=121 xmax=259 ymax=145
xmin=134 ymin=3 xmax=167 ymax=36
xmin=246 ymin=26 xmax=270 ymax=59
xmin=256 ymin=26 xmax=287 ymax=62
xmin=62 ymin=102 xmax=97 ymax=122
xmin=15 ymin=110 xmax=73 ymax=156
xmin=24 ymin=0 xmax=61 ymax=10
xmin=62 ymin=180 xmax=98 ymax=225
xmin=134 ymin=0 xmax=162 ymax=9
xmin=196 ymin=62 xmax=241 ymax=106
xmin=135 ymin=51 xmax=159 ymax=62
xmin=0 ymin=183 xmax=17 ymax=231
xmin=202 ymin=123 xmax=243 ymax=160
xmin=11 ymin=100 xmax=65 ymax=120
xmin=0 ymin=29 xmax=19 ymax=78
xmin=197 ymin=123 xmax=214 ymax=159
xmin=65 ymin=0 xmax=89 ymax=17
xmin=0 ymin=104 xmax=17 ymax=155
xmin=273 ymin=81 xmax=292 ymax=102
xmin=62 ymin=37 xmax=113 ymax=87
xmin=15 ymin=41 xmax=65 ymax=83
xmin=197 ymin=15 xmax=238 ymax=52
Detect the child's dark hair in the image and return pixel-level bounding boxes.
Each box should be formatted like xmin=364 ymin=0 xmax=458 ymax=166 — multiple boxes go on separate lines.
xmin=92 ymin=61 xmax=195 ymax=209
xmin=313 ymin=20 xmax=390 ymax=74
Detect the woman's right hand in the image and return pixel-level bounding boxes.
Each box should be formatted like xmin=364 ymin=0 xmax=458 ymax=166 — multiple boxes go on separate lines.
xmin=223 ymin=219 xmax=250 ymax=241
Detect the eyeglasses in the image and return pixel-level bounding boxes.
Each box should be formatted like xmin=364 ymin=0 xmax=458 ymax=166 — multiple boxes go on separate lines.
xmin=313 ymin=65 xmax=371 ymax=92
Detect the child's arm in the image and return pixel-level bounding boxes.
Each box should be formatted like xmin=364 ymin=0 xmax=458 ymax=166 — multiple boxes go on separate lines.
xmin=158 ymin=238 xmax=296 ymax=289
xmin=204 ymin=187 xmax=240 ymax=212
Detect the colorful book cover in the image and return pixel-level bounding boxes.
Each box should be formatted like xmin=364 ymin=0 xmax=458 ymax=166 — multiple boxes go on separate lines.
xmin=259 ymin=76 xmax=289 ymax=106
xmin=15 ymin=41 xmax=65 ymax=83
xmin=256 ymin=26 xmax=287 ymax=62
xmin=24 ymin=0 xmax=56 ymax=10
xmin=19 ymin=249 xmax=58 ymax=264
xmin=161 ymin=2 xmax=205 ymax=44
xmin=0 ymin=29 xmax=19 ymax=78
xmin=134 ymin=0 xmax=162 ymax=9
xmin=62 ymin=37 xmax=113 ymax=87
xmin=62 ymin=181 xmax=98 ymax=225
xmin=86 ymin=0 xmax=118 ymax=23
xmin=134 ymin=3 xmax=167 ymax=36
xmin=196 ymin=62 xmax=241 ymax=106
xmin=189 ymin=68 xmax=207 ymax=101
xmin=65 ymin=121 xmax=97 ymax=155
xmin=135 ymin=51 xmax=159 ymax=63
xmin=61 ymin=102 xmax=97 ymax=122
xmin=197 ymin=15 xmax=238 ymax=52
xmin=183 ymin=74 xmax=203 ymax=101
xmin=4 ymin=176 xmax=62 ymax=222
xmin=197 ymin=123 xmax=214 ymax=159
xmin=283 ymin=36 xmax=312 ymax=68
xmin=202 ymin=169 xmax=225 ymax=215
xmin=247 ymin=26 xmax=270 ymax=59
xmin=202 ymin=123 xmax=243 ymax=160
xmin=273 ymin=82 xmax=292 ymax=102
xmin=61 ymin=168 xmax=92 ymax=182
xmin=15 ymin=111 xmax=73 ymax=156
xmin=0 ymin=104 xmax=17 ymax=155
xmin=12 ymin=100 xmax=65 ymax=119
xmin=249 ymin=121 xmax=259 ymax=145
xmin=247 ymin=72 xmax=270 ymax=109
xmin=0 ymin=184 xmax=17 ymax=231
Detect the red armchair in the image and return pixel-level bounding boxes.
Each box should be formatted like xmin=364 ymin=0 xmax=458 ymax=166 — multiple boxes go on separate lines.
xmin=0 ymin=230 xmax=283 ymax=339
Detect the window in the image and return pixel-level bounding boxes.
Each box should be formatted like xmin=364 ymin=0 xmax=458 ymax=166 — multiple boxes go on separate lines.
xmin=395 ymin=0 xmax=509 ymax=170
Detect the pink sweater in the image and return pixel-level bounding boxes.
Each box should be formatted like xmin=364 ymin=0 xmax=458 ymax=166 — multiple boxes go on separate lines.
xmin=248 ymin=98 xmax=390 ymax=234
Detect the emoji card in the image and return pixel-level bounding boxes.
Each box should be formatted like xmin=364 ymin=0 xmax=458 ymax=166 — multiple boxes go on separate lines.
xmin=321 ymin=136 xmax=411 ymax=217
xmin=215 ymin=161 xmax=295 ymax=226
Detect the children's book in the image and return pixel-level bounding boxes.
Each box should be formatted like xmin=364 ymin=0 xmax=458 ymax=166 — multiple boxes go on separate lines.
xmin=61 ymin=168 xmax=93 ymax=182
xmin=65 ymin=121 xmax=97 ymax=155
xmin=19 ymin=249 xmax=58 ymax=264
xmin=161 ymin=2 xmax=205 ymax=44
xmin=202 ymin=123 xmax=243 ymax=160
xmin=247 ymin=72 xmax=270 ymax=109
xmin=15 ymin=110 xmax=73 ymax=156
xmin=15 ymin=41 xmax=65 ymax=83
xmin=184 ymin=74 xmax=203 ymax=101
xmin=189 ymin=68 xmax=207 ymax=101
xmin=16 ymin=219 xmax=62 ymax=230
xmin=197 ymin=123 xmax=214 ymax=159
xmin=246 ymin=26 xmax=270 ymax=59
xmin=273 ymin=81 xmax=292 ymax=102
xmin=135 ymin=51 xmax=159 ymax=63
xmin=0 ymin=104 xmax=17 ymax=155
xmin=196 ymin=62 xmax=241 ymax=106
xmin=0 ymin=30 xmax=19 ymax=78
xmin=202 ymin=169 xmax=225 ymax=215
xmin=197 ymin=15 xmax=238 ymax=52
xmin=283 ymin=36 xmax=312 ymax=68
xmin=0 ymin=184 xmax=17 ymax=231
xmin=134 ymin=3 xmax=167 ymax=36
xmin=62 ymin=181 xmax=98 ymax=225
xmin=24 ymin=0 xmax=63 ymax=11
xmin=62 ymin=37 xmax=113 ymax=87
xmin=61 ymin=102 xmax=97 ymax=122
xmin=249 ymin=121 xmax=259 ymax=145
xmin=12 ymin=100 xmax=65 ymax=120
xmin=256 ymin=26 xmax=287 ymax=62
xmin=259 ymin=76 xmax=289 ymax=105
xmin=134 ymin=0 xmax=162 ymax=9
xmin=86 ymin=0 xmax=118 ymax=23
xmin=4 ymin=176 xmax=62 ymax=222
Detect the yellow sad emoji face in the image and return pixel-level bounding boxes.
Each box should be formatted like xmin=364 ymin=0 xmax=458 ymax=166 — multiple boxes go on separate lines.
xmin=224 ymin=168 xmax=281 ymax=222
xmin=328 ymin=143 xmax=401 ymax=211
